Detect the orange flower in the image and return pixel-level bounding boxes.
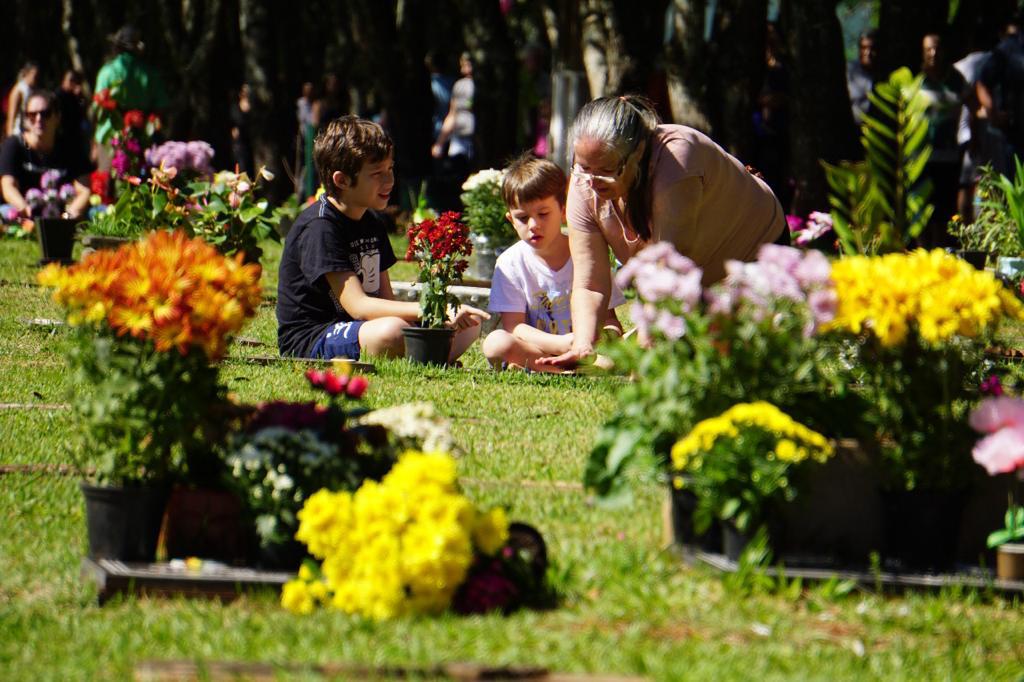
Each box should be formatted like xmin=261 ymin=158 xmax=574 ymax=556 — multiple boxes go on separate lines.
xmin=37 ymin=230 xmax=262 ymax=360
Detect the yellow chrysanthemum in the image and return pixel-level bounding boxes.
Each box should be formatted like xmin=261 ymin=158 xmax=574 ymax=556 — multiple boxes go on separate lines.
xmin=826 ymin=249 xmax=1024 ymax=348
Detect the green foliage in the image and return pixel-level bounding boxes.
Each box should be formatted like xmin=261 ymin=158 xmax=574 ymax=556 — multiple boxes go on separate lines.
xmin=67 ymin=328 xmax=225 ymax=485
xmin=972 ymin=161 xmax=1024 ymax=258
xmin=823 ymin=68 xmax=933 ymax=254
xmin=845 ymin=335 xmax=982 ymax=492
xmin=185 ymin=169 xmax=284 ymax=262
xmin=86 ymin=181 xmax=189 ymax=238
xmin=987 ymin=505 xmax=1024 ymax=549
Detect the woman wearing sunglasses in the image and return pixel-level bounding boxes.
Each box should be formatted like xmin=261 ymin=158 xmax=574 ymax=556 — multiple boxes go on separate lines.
xmin=0 ymin=90 xmax=92 ymax=220
xmin=537 ymin=95 xmax=785 ymax=370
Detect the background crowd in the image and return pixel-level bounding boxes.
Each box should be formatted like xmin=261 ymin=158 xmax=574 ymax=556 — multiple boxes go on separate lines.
xmin=2 ymin=1 xmax=1020 ymax=244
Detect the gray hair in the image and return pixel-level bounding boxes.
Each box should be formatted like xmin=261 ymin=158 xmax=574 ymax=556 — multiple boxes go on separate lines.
xmin=568 ymin=95 xmax=660 ymax=163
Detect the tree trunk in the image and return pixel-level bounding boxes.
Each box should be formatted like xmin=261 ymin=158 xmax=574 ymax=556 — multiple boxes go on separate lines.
xmin=580 ymin=0 xmax=632 ymax=97
xmin=664 ymin=0 xmax=712 ymax=130
xmin=781 ymin=0 xmax=859 ymax=215
xmin=709 ymin=0 xmax=766 ymax=160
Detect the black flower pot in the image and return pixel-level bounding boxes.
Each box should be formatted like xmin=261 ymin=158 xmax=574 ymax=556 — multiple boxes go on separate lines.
xmin=402 ymin=326 xmax=454 ymax=366
xmin=80 ymin=482 xmax=169 ymax=562
xmin=257 ymin=539 xmax=308 ymax=571
xmin=722 ymin=524 xmax=753 ymax=562
xmin=881 ymin=488 xmax=965 ymax=572
xmin=955 ymin=250 xmax=988 ymax=270
xmin=37 ymin=218 xmax=77 ymax=265
xmin=667 ymin=484 xmax=721 ymax=553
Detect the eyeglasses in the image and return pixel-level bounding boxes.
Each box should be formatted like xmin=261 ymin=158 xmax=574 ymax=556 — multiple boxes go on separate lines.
xmin=25 ymin=109 xmax=52 ymax=121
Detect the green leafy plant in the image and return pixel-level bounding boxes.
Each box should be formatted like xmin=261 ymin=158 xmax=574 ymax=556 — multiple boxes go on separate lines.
xmin=823 ymin=67 xmax=933 ymax=254
xmin=972 ymin=162 xmax=1024 ymax=258
xmin=989 ymin=506 xmax=1024 ymax=548
xmin=185 ymin=168 xmax=282 ymax=262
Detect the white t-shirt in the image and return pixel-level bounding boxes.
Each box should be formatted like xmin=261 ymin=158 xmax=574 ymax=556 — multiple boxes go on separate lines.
xmin=488 ymin=240 xmax=625 ymax=335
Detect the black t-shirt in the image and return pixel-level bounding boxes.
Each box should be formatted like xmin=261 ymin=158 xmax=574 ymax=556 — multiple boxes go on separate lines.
xmin=276 ymin=196 xmax=398 ymax=357
xmin=0 ymin=135 xmax=92 ymax=194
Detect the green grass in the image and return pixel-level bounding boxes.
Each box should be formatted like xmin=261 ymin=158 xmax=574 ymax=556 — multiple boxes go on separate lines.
xmin=1 ymin=237 xmax=1023 ymax=680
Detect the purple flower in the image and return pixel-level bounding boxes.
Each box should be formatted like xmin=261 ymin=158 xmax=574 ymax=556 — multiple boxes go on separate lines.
xmin=757 ymin=243 xmax=803 ymax=274
xmin=0 ymin=204 xmax=18 ymax=222
xmin=24 ymin=188 xmax=44 ymax=207
xmin=807 ymin=288 xmax=837 ymax=329
xmin=40 ymin=169 xmax=62 ymax=190
xmin=786 ymin=214 xmax=806 ymax=233
xmin=41 ymin=204 xmax=61 ymax=219
xmin=980 ymin=375 xmax=1004 ymax=397
xmin=125 ymin=138 xmax=142 ymax=155
xmin=654 ymin=309 xmax=687 ymax=340
xmin=111 ymin=151 xmax=130 ymax=176
xmin=58 ymin=184 xmax=76 ymax=202
xmin=793 ymin=250 xmax=831 ymax=288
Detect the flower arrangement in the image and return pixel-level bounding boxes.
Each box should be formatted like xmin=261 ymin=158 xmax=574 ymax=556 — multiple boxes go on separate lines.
xmin=460 ymin=168 xmax=514 ymax=247
xmin=282 ymin=450 xmax=549 ymax=619
xmin=37 ymin=230 xmax=262 ymax=484
xmin=671 ymin=402 xmax=834 ymax=536
xmin=92 ymin=87 xmax=161 ymax=187
xmin=1 ymin=171 xmax=77 ymax=238
xmin=826 ymin=249 xmax=1024 ymax=491
xmin=969 ymin=396 xmax=1024 ymax=548
xmin=405 ymin=211 xmax=472 ymax=328
xmin=224 ymin=367 xmax=394 ymax=549
xmin=586 ymin=243 xmax=851 ymax=502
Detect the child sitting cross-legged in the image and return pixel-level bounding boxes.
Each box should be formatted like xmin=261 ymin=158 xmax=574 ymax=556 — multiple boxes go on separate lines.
xmin=483 ymin=153 xmax=624 ymax=371
xmin=277 ymin=115 xmax=488 ymax=362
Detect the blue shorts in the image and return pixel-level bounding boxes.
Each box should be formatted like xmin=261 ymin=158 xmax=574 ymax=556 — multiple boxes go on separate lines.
xmin=309 ymin=320 xmax=364 ymax=360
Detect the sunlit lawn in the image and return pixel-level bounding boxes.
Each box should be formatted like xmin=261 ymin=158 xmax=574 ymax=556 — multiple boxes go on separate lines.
xmin=1 ymin=237 xmax=1022 ymax=680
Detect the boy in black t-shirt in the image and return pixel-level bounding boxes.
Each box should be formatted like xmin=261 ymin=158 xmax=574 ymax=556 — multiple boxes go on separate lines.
xmin=277 ymin=116 xmax=488 ymax=360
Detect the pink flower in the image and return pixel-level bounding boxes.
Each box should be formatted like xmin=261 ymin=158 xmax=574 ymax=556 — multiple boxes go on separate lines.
xmin=794 ymin=250 xmax=832 ymax=288
xmin=969 ymin=397 xmax=1024 ymax=434
xmin=972 ymin=428 xmax=1024 ymax=475
xmin=980 ymin=375 xmax=1004 ymax=397
xmin=786 ymin=214 xmax=806 ymax=233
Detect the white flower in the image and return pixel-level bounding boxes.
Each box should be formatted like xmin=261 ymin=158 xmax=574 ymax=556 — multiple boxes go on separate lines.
xmin=358 ymin=402 xmax=460 ymax=455
xmin=461 ymin=168 xmax=504 ymax=192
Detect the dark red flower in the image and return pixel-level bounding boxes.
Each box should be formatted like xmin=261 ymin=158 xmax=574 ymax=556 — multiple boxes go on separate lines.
xmin=980 ymin=374 xmax=1004 ymax=397
xmin=452 ymin=560 xmax=519 ymax=615
xmin=248 ymin=400 xmax=329 ymax=432
xmin=306 ymin=368 xmax=351 ymax=396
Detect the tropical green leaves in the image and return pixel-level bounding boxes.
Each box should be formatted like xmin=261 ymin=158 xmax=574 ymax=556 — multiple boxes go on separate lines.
xmin=823 ymin=68 xmax=934 ymax=254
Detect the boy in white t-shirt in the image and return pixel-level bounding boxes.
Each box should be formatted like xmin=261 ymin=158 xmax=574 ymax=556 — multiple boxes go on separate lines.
xmin=483 ymin=153 xmax=623 ymax=371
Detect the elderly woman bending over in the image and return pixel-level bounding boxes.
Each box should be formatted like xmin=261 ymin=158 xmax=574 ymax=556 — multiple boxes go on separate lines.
xmin=539 ymin=95 xmax=786 ymax=368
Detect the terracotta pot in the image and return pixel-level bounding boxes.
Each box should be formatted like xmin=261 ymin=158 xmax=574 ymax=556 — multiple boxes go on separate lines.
xmin=996 ymin=543 xmax=1024 ymax=581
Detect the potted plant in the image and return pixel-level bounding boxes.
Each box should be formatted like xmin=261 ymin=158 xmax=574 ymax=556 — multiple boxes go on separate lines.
xmin=24 ymin=169 xmax=81 ymax=264
xmin=460 ymin=168 xmax=511 ymax=280
xmin=972 ymin=161 xmax=1024 ymax=282
xmin=968 ymin=395 xmax=1024 ymax=580
xmin=403 ymin=211 xmax=473 ymax=365
xmin=37 ymin=230 xmax=262 ymax=561
xmin=669 ymin=401 xmax=835 ymax=559
xmin=222 ymin=367 xmax=396 ymax=568
xmin=946 ymin=214 xmax=989 ymax=270
xmin=827 ymin=249 xmax=1024 ymax=570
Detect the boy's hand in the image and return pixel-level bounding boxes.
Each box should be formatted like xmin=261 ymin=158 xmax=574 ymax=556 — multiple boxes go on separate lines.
xmin=449 ymin=304 xmax=490 ymax=330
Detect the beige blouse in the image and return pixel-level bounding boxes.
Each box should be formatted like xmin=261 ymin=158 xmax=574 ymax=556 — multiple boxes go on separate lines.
xmin=567 ymin=124 xmax=785 ymax=283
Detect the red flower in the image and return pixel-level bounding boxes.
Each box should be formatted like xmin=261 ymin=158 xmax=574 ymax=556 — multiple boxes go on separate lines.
xmin=345 ymin=375 xmax=369 ymax=399
xmin=305 ymin=368 xmax=357 ymax=397
xmin=90 ymin=171 xmax=111 ymax=203
xmin=124 ymin=110 xmax=145 ymax=129
xmin=93 ymin=89 xmax=117 ymax=111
